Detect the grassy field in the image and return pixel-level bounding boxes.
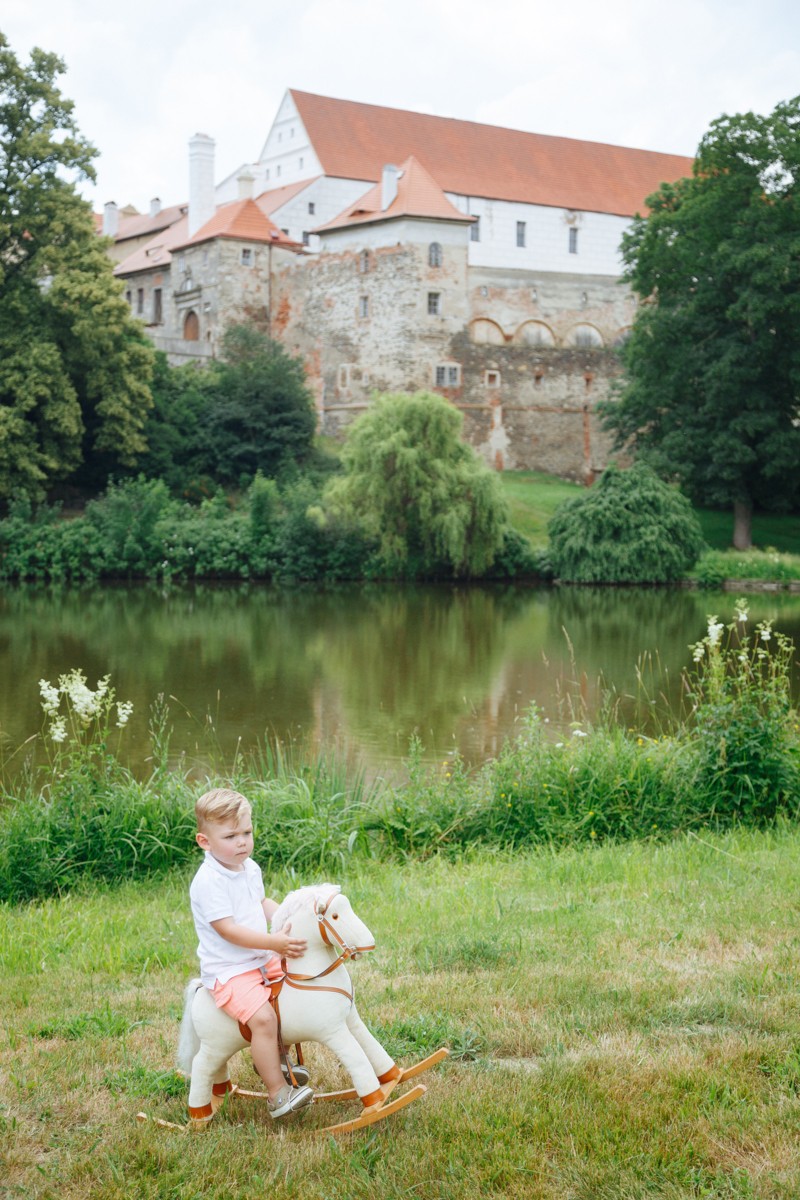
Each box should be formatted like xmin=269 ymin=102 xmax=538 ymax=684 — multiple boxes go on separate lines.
xmin=3 ymin=829 xmax=800 ymax=1199
xmin=499 ymin=471 xmax=800 ymax=555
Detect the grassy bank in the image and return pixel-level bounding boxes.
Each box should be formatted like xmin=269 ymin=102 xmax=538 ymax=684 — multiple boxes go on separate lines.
xmin=2 ymin=832 xmax=800 ymax=1199
xmin=498 ymin=471 xmax=800 ymax=558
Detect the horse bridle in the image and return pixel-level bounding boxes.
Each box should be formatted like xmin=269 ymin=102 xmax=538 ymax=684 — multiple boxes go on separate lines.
xmin=280 ymin=891 xmax=375 ymax=1003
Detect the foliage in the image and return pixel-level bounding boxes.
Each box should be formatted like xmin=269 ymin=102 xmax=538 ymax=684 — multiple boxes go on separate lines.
xmin=132 ymin=353 xmax=215 ymax=497
xmin=691 ymin=547 xmax=800 ymax=588
xmin=0 ymin=33 xmax=154 ymax=499
xmin=204 ymin=324 xmax=316 ymax=485
xmin=326 ymin=391 xmax=509 ymax=577
xmin=601 ymin=95 xmax=800 ymax=549
xmin=682 ymin=603 xmax=800 ymax=822
xmin=547 ymin=462 xmax=704 ymax=583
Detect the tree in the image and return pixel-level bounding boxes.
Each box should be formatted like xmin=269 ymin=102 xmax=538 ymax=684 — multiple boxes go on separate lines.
xmin=548 ymin=462 xmax=704 ymax=583
xmin=601 ymin=96 xmax=800 ymax=549
xmin=0 ymin=33 xmax=154 ymax=499
xmin=326 ymin=391 xmax=509 ymax=576
xmin=202 ymin=324 xmax=316 ymax=485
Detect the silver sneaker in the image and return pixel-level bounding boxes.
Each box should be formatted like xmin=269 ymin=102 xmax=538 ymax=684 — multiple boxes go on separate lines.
xmin=268 ymin=1084 xmax=314 ymax=1119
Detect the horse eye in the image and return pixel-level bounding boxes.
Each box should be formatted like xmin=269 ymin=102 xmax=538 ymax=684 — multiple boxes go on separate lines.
xmin=332 ymin=913 xmax=339 ymax=920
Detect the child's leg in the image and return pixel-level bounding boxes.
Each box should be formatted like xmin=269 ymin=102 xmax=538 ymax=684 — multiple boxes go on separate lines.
xmin=246 ymin=999 xmax=285 ymax=1100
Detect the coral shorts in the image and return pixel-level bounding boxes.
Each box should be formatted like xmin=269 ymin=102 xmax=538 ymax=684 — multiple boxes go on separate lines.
xmin=212 ymin=959 xmax=283 ymax=1025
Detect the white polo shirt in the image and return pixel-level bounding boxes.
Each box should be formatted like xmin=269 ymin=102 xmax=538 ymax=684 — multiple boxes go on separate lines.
xmin=189 ymin=852 xmax=277 ymax=989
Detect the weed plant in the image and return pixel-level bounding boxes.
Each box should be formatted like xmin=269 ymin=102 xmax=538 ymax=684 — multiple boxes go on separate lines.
xmin=692 ymin=547 xmax=800 ymax=588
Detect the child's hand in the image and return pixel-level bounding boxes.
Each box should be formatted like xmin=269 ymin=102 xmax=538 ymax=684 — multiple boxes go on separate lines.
xmin=272 ymin=922 xmax=307 ymax=959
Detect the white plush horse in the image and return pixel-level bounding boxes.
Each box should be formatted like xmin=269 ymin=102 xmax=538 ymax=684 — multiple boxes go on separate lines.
xmin=175 ymin=884 xmax=409 ymax=1128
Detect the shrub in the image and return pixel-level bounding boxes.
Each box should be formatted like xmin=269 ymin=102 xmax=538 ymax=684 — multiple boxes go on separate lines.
xmin=548 ymin=462 xmax=705 ymax=583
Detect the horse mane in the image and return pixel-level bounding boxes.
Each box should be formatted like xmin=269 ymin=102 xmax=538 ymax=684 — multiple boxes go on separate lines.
xmin=271 ymin=883 xmax=341 ymax=933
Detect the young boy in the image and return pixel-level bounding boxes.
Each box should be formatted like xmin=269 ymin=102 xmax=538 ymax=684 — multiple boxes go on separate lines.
xmin=189 ymin=787 xmax=313 ymax=1118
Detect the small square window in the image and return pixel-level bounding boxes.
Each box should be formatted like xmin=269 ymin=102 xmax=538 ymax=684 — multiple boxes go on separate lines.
xmin=359 ymin=295 xmax=369 ymax=319
xmin=516 ymin=221 xmax=526 ymax=248
xmin=435 ymin=363 xmax=460 ymax=388
xmin=569 ymin=227 xmax=578 ymax=254
xmin=240 ymin=248 xmax=253 ymax=266
xmin=470 ymin=216 xmax=480 ymax=242
xmin=485 ymin=370 xmax=501 ymax=388
xmin=427 ymin=292 xmax=441 ymax=316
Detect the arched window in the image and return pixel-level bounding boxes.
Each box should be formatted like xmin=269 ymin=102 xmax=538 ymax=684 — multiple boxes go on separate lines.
xmin=567 ymin=323 xmax=604 ymax=349
xmin=428 ymin=242 xmax=443 ymax=268
xmin=469 ymin=318 xmax=505 ymax=345
xmin=183 ymin=310 xmax=199 ymax=341
xmin=513 ymin=321 xmax=555 ymax=348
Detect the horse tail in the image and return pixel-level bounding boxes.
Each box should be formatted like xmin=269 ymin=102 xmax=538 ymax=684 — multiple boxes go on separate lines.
xmin=176 ymin=977 xmax=204 ymax=1074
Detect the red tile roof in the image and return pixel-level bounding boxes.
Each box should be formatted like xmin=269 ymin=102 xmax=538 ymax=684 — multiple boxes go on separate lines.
xmin=315 ymin=155 xmax=473 ymax=232
xmin=115 ymin=202 xmax=187 ymax=242
xmin=172 ymin=198 xmax=301 ymax=250
xmin=290 ymin=90 xmax=693 ymax=217
xmin=113 ymin=214 xmax=190 ymax=276
xmin=255 ymin=177 xmax=320 ymax=215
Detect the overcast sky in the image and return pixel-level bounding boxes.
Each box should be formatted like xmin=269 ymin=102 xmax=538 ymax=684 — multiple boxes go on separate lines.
xmin=4 ymin=0 xmax=800 ymax=213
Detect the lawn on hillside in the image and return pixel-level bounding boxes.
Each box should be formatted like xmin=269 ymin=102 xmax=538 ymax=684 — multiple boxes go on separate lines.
xmin=500 ymin=470 xmax=800 ymax=554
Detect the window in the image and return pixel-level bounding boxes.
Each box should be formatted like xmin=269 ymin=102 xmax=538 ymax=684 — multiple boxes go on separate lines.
xmin=428 ymin=242 xmax=443 ymax=268
xmin=125 ymin=290 xmax=132 ymax=306
xmin=276 ymin=164 xmax=281 ymax=177
xmin=265 ymin=168 xmax=270 ymax=181
xmin=240 ymin=248 xmax=253 ymax=266
xmin=308 ymin=201 xmax=315 ymax=214
xmin=569 ymin=227 xmax=578 ymax=254
xmin=183 ymin=310 xmax=199 ymax=341
xmin=298 ymin=157 xmax=304 ymax=170
xmin=136 ymin=288 xmax=144 ymax=315
xmin=435 ymin=364 xmax=461 ymax=388
xmin=358 ymin=295 xmax=369 ymax=319
xmin=427 ymin=292 xmax=441 ymax=316
xmin=302 ymin=231 xmax=310 ymax=246
xmin=516 ymin=221 xmax=526 ymax=248
xmin=153 ymin=288 xmax=162 ymax=324
xmin=470 ymin=216 xmax=480 ymax=242
xmin=485 ymin=370 xmax=501 ymax=388
xmin=358 ymin=249 xmax=370 ymax=273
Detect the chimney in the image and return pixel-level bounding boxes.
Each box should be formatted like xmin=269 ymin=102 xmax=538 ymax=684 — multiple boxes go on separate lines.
xmin=188 ymin=132 xmax=216 ymax=237
xmin=149 ymin=197 xmax=161 ymax=218
xmin=237 ymin=169 xmax=255 ymax=201
xmin=381 ymin=164 xmax=400 ymax=211
xmin=103 ymin=201 xmax=119 ymax=237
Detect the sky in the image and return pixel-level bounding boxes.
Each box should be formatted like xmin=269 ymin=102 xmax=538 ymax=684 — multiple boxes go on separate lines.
xmin=4 ymin=0 xmax=800 ymax=213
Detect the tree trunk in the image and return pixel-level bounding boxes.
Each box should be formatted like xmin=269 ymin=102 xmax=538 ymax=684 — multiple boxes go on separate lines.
xmin=732 ymin=499 xmax=752 ymax=550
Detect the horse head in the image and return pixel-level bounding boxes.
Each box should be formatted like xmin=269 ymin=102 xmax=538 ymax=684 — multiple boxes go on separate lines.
xmin=272 ymin=884 xmax=376 ymax=963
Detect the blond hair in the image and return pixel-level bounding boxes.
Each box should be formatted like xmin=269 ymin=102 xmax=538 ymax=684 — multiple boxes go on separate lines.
xmin=195 ymin=787 xmax=251 ymax=832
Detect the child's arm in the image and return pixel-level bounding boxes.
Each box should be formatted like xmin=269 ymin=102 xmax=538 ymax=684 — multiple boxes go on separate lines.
xmin=211 ymin=917 xmax=306 ymax=959
xmin=262 ymin=897 xmax=279 ymax=922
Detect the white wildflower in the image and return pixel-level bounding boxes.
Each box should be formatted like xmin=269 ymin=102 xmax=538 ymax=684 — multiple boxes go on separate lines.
xmin=49 ymin=717 xmax=68 ymax=743
xmin=758 ymin=624 xmax=772 ymax=643
xmin=571 ymin=729 xmax=588 ymax=738
xmin=38 ymin=679 xmax=61 ymax=716
xmin=707 ymin=617 xmax=724 ymax=648
xmin=691 ymin=643 xmax=705 ymax=663
xmin=59 ymin=669 xmax=101 ymax=725
xmin=734 ymin=599 xmax=749 ymax=623
xmin=116 ymin=700 xmax=134 ymax=728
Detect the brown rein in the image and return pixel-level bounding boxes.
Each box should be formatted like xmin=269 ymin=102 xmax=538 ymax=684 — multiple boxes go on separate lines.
xmin=280 ymin=896 xmax=374 ymax=1003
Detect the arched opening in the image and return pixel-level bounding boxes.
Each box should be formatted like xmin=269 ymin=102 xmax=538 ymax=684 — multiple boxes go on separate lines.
xmin=514 ymin=320 xmax=555 ymax=348
xmin=428 ymin=242 xmax=443 ymax=268
xmin=183 ymin=310 xmax=199 ymax=341
xmin=566 ymin=323 xmax=604 ymax=349
xmin=469 ymin=318 xmax=505 ymax=345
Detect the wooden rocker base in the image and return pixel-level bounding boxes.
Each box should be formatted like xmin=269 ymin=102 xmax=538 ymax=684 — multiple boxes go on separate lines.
xmin=314 ymin=1047 xmax=450 ymax=1103
xmin=321 ymin=1083 xmax=426 ymax=1135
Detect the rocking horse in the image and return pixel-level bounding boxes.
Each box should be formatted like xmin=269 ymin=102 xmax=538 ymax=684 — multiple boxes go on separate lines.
xmin=137 ymin=884 xmax=447 ymax=1135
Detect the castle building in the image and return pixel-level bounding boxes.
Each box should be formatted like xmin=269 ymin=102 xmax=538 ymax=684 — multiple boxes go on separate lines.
xmin=112 ymin=91 xmax=693 ymax=480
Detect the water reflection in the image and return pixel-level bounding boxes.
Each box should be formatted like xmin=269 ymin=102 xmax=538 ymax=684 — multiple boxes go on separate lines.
xmin=1 ymin=583 xmax=798 ymax=776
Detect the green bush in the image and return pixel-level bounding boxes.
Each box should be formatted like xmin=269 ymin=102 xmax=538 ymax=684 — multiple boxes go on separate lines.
xmin=548 ymin=463 xmax=705 ymax=583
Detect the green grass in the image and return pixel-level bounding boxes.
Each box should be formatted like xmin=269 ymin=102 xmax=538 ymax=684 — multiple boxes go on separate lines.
xmin=2 ymin=832 xmax=800 ymax=1198
xmin=500 ymin=470 xmax=800 ymax=555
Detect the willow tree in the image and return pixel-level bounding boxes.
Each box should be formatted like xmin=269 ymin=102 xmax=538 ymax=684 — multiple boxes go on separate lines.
xmin=0 ymin=32 xmax=154 ymax=498
xmin=602 ymin=96 xmax=800 ymax=549
xmin=326 ymin=391 xmax=508 ymax=576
